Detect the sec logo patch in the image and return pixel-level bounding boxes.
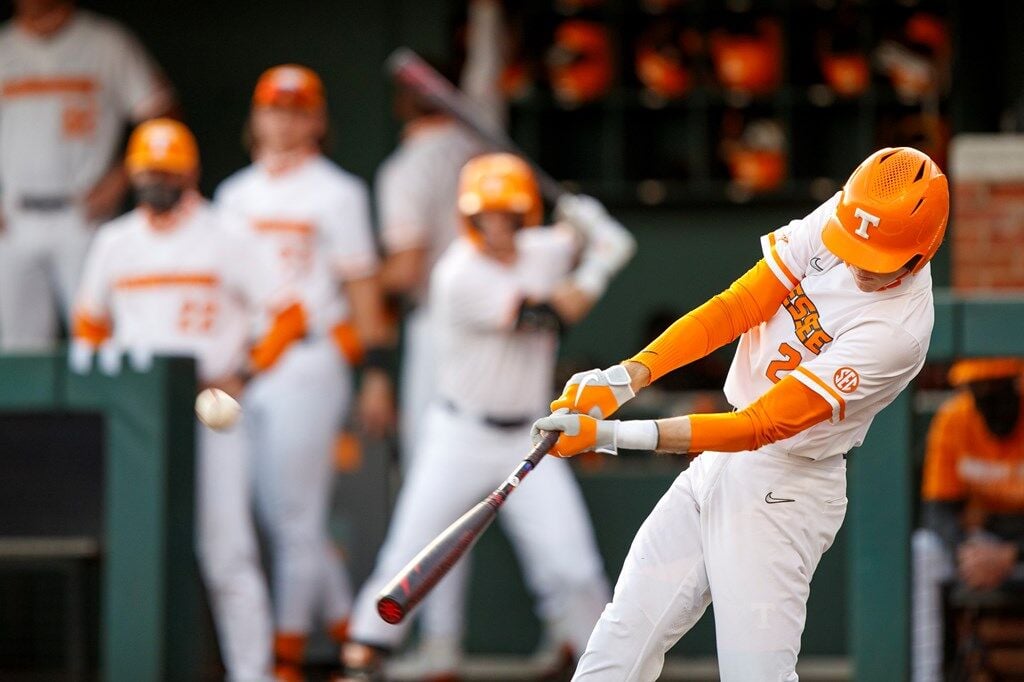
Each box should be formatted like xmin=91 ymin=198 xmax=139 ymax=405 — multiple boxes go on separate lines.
xmin=833 ymin=367 xmax=860 ymax=393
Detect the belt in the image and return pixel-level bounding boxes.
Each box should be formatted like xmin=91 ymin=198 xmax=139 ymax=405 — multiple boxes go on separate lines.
xmin=440 ymin=398 xmax=532 ymax=430
xmin=19 ymin=195 xmax=73 ymax=212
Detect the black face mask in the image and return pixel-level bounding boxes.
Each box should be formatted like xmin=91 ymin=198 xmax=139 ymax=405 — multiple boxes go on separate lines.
xmin=970 ymin=379 xmax=1022 ymax=439
xmin=135 ymin=183 xmax=184 ymax=214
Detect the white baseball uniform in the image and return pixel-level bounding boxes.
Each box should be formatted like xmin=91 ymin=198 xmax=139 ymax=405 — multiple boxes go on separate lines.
xmin=215 ymin=155 xmax=379 ymax=638
xmin=0 ymin=9 xmax=171 ymax=350
xmin=575 ymin=194 xmax=934 ymax=680
xmin=348 ymin=226 xmax=612 ymax=662
xmin=74 ymin=196 xmax=289 ymax=681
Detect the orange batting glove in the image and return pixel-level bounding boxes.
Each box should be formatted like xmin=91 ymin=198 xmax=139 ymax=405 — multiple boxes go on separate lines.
xmin=550 ymin=365 xmax=635 ymax=419
xmin=532 ymin=409 xmax=617 ymax=457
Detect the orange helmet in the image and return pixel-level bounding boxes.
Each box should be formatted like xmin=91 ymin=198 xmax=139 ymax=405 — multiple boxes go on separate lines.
xmin=547 ymin=21 xmax=613 ymax=104
xmin=949 ymin=358 xmax=1024 ymax=387
xmin=457 ymin=153 xmax=542 ymax=242
xmin=125 ymin=118 xmax=199 ymax=176
xmin=253 ymin=64 xmax=325 ymax=110
xmin=710 ymin=21 xmax=781 ymax=96
xmin=822 ymin=147 xmax=949 ymax=274
xmin=821 ymin=53 xmax=870 ymax=97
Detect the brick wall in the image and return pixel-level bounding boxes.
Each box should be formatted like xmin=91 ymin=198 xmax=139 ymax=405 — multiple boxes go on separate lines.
xmin=951 ymin=135 xmax=1024 ymax=292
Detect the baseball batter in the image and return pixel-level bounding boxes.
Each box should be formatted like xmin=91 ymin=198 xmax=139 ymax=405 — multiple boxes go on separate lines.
xmin=215 ymin=64 xmax=394 ymax=680
xmin=533 ymin=146 xmax=949 ymax=680
xmin=341 ymin=153 xmax=636 ymax=680
xmin=375 ymin=0 xmax=505 ymax=669
xmin=0 ymin=0 xmax=174 ymax=350
xmin=73 ymin=119 xmax=305 ymax=681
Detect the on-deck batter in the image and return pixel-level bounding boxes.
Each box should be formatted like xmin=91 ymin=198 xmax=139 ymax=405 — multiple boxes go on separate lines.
xmin=533 ymin=147 xmax=949 ymax=681
xmin=215 ymin=64 xmax=395 ymax=680
xmin=73 ymin=120 xmax=306 ymax=682
xmin=0 ymin=0 xmax=174 ymax=349
xmin=341 ymin=153 xmax=635 ymax=681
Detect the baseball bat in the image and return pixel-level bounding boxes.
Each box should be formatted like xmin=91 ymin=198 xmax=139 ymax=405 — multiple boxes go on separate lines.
xmin=376 ymin=430 xmax=560 ymax=624
xmin=386 ymin=47 xmax=566 ymax=203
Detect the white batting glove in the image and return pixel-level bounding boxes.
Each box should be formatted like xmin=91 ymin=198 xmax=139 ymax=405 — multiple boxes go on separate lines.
xmin=550 ymin=365 xmax=635 ymax=419
xmin=532 ymin=409 xmax=617 ymax=457
xmin=554 ymin=194 xmax=637 ymax=298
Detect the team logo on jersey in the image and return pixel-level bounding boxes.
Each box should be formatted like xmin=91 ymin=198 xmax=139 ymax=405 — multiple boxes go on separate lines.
xmin=782 ymin=285 xmax=833 ymax=355
xmin=833 ymin=367 xmax=860 ymax=393
xmin=853 ymin=208 xmax=880 ymax=239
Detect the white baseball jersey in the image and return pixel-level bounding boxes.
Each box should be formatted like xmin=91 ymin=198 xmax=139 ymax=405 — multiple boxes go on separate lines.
xmin=376 ymin=121 xmax=484 ymax=304
xmin=75 ymin=196 xmax=291 ymax=381
xmin=214 ymin=155 xmax=379 ymax=335
xmin=431 ymin=226 xmax=576 ymax=419
xmin=0 ymin=10 xmax=169 ymax=211
xmin=724 ymin=192 xmax=934 ymax=460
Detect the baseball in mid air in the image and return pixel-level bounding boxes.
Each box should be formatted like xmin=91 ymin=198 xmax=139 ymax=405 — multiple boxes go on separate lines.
xmin=195 ymin=388 xmax=242 ymax=430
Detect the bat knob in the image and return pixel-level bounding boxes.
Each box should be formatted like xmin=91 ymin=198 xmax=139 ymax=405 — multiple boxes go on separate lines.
xmin=377 ymin=596 xmax=406 ymax=624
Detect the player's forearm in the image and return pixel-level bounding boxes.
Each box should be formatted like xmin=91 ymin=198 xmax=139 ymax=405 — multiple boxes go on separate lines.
xmin=460 ymin=0 xmax=506 ymax=133
xmin=379 ymin=248 xmax=427 ymax=296
xmin=345 ymin=276 xmax=396 ymax=348
xmin=628 ymin=260 xmax=789 ymax=383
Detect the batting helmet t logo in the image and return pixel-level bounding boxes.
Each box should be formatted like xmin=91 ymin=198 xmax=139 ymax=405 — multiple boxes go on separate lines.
xmin=853 ymin=208 xmax=880 ymax=240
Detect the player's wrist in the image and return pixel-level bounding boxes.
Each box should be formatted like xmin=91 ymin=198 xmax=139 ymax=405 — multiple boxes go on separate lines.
xmin=622 ymin=360 xmax=652 ymax=392
xmin=615 ymin=419 xmax=658 ymax=451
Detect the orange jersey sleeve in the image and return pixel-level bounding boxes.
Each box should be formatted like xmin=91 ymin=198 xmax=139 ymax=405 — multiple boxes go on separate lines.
xmin=629 ymin=259 xmax=790 ymax=382
xmin=250 ymin=302 xmax=308 ymax=372
xmin=921 ymin=396 xmax=968 ymax=502
xmin=72 ymin=310 xmax=112 ymax=347
xmin=688 ymin=374 xmax=833 ymax=453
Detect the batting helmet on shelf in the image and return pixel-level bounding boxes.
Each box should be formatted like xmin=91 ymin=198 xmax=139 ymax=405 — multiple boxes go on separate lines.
xmin=457 ymin=153 xmax=543 ymax=245
xmin=709 ymin=20 xmax=781 ymax=96
xmin=820 ymin=52 xmax=870 ymax=97
xmin=722 ymin=118 xmax=786 ymax=193
xmin=253 ymin=64 xmax=325 ymax=110
xmin=635 ymin=21 xmax=698 ymax=99
xmin=125 ymin=118 xmax=199 ymax=176
xmin=822 ymin=147 xmax=949 ymax=274
xmin=547 ymin=20 xmax=613 ymax=104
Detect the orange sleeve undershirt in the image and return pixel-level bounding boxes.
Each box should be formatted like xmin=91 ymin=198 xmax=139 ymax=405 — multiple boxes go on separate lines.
xmin=628 ymin=259 xmax=790 ymax=382
xmin=72 ymin=311 xmax=112 ymax=347
xmin=330 ymin=319 xmax=365 ymax=366
xmin=250 ymin=302 xmax=308 ymax=372
xmin=687 ymin=374 xmax=833 ymax=453
xmin=920 ymin=398 xmax=968 ymax=501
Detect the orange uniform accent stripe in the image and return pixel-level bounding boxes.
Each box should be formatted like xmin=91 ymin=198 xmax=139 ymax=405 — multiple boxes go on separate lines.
xmin=2 ymin=77 xmax=96 ymax=98
xmin=795 ymin=366 xmax=846 ymax=420
xmin=253 ymin=220 xmax=314 ymax=235
xmin=114 ymin=273 xmax=220 ymax=290
xmin=250 ymin=302 xmax=307 ymax=372
xmin=767 ymin=233 xmax=799 ymax=288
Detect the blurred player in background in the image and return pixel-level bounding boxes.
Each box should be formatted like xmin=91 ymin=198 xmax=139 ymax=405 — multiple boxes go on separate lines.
xmin=375 ymin=0 xmax=505 ymax=672
xmin=913 ymin=358 xmax=1024 ymax=682
xmin=534 ymin=147 xmax=948 ymax=680
xmin=215 ymin=64 xmax=395 ymax=681
xmin=341 ymin=153 xmax=636 ymax=681
xmin=0 ymin=0 xmax=175 ymax=350
xmin=72 ymin=119 xmax=307 ymax=681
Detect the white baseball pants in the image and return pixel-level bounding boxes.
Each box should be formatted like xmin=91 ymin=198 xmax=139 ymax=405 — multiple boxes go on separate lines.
xmin=397 ymin=306 xmax=472 ymax=647
xmin=196 ymin=420 xmax=274 ymax=681
xmin=574 ymin=448 xmax=847 ymax=682
xmin=911 ymin=529 xmax=952 ymax=682
xmin=350 ymin=404 xmax=610 ymax=654
xmin=245 ymin=338 xmax=354 ymax=634
xmin=0 ymin=208 xmax=93 ymax=350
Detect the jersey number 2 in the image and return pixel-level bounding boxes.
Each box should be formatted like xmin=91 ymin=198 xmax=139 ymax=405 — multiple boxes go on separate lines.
xmin=766 ymin=342 xmax=801 ymax=383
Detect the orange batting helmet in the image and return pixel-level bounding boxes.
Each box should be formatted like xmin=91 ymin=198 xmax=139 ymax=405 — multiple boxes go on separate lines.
xmin=125 ymin=118 xmax=199 ymax=176
xmin=253 ymin=64 xmax=325 ymax=110
xmin=547 ymin=21 xmax=613 ymax=104
xmin=822 ymin=147 xmax=949 ymax=274
xmin=458 ymin=153 xmax=543 ymax=243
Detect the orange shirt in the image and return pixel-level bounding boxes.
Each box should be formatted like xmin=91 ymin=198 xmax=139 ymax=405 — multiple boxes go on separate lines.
xmin=922 ymin=391 xmax=1024 ymax=513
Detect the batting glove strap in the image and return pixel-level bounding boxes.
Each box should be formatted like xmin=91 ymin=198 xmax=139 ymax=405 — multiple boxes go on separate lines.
xmin=550 ymin=364 xmax=636 ymax=419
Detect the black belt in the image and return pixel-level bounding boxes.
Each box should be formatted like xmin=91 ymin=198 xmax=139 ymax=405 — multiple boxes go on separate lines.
xmin=441 ymin=398 xmax=532 ymax=430
xmin=19 ymin=195 xmax=73 ymax=212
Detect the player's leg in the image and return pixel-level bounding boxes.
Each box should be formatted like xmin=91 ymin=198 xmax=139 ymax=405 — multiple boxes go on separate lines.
xmin=703 ymin=451 xmax=847 ymax=681
xmin=572 ymin=457 xmax=714 ymax=681
xmin=344 ymin=406 xmax=495 ymax=669
xmin=500 ymin=440 xmax=610 ymax=658
xmin=912 ymin=528 xmax=954 ymax=682
xmin=0 ymin=220 xmax=58 ymax=350
xmin=245 ymin=341 xmax=349 ymax=672
xmin=195 ymin=420 xmax=274 ymax=681
xmin=398 ymin=307 xmax=435 ymax=466
xmin=51 ymin=212 xmax=93 ymax=327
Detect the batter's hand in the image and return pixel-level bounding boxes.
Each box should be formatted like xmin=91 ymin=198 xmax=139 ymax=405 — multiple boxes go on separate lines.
xmin=551 ymin=365 xmax=635 ymax=419
xmin=532 ymin=409 xmax=617 ymax=457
